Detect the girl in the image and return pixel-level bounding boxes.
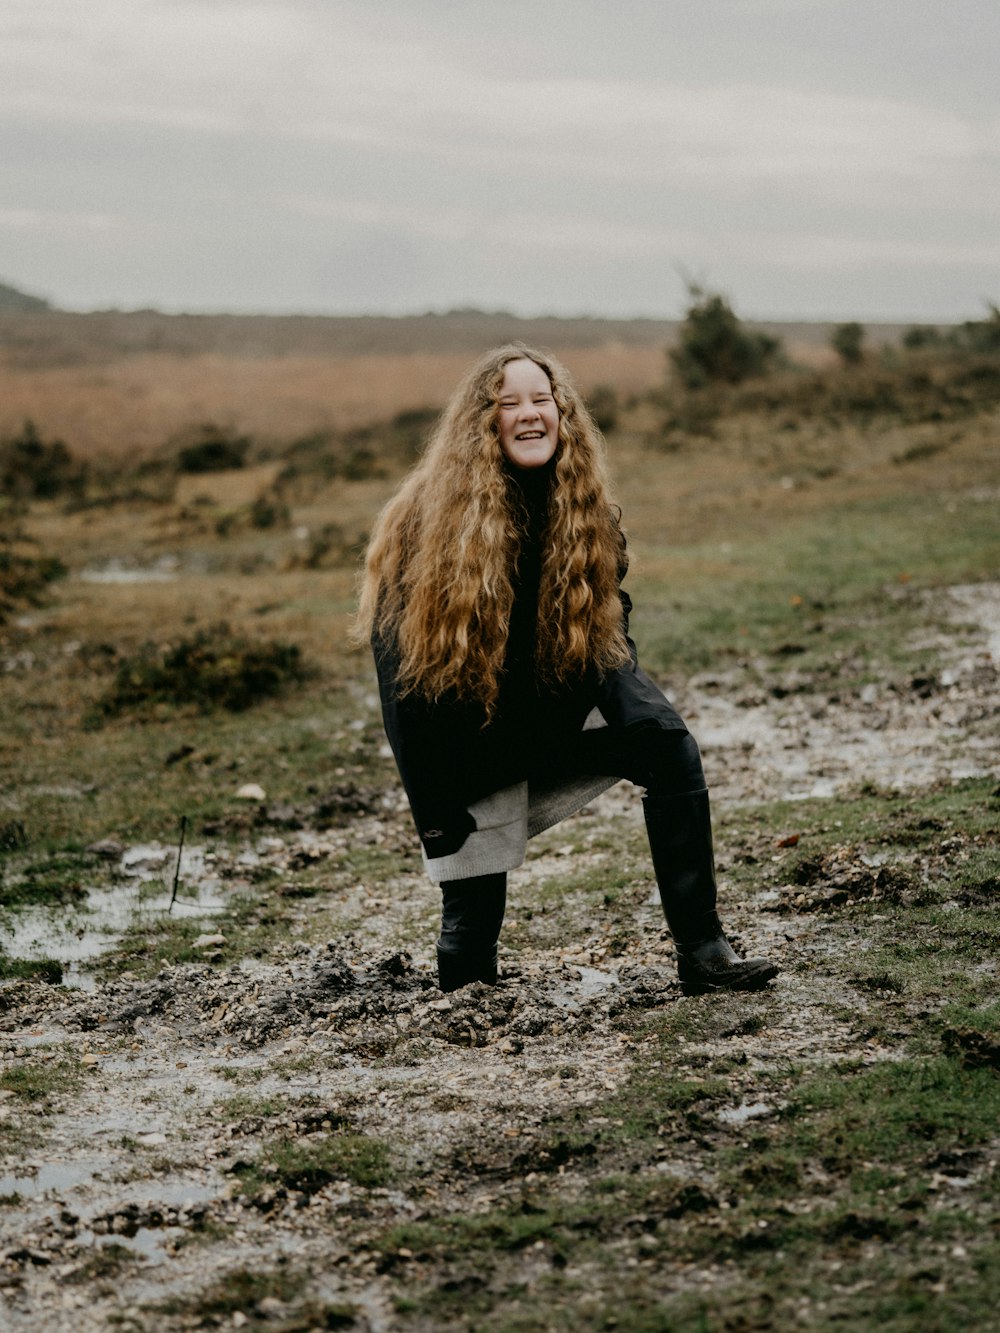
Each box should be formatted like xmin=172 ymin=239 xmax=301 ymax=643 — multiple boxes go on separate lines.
xmin=356 ymin=344 xmax=777 ymax=996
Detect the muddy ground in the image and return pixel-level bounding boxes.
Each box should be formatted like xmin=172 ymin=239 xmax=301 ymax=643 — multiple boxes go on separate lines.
xmin=1 ymin=584 xmax=998 ymax=1331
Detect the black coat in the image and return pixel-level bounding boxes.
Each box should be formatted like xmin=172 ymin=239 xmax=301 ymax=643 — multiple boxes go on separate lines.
xmin=373 ymin=550 xmax=685 ymax=862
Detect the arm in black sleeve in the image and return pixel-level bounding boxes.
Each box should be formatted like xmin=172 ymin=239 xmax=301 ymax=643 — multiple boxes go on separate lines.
xmin=372 ymin=632 xmax=477 ymax=858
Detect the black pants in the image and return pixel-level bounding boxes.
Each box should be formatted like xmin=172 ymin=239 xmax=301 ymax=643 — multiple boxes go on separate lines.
xmin=438 ymin=726 xmax=705 ymax=957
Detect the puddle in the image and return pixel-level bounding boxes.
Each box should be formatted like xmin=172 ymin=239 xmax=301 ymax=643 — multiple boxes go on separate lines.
xmin=78 ymin=556 xmax=180 ymax=584
xmin=549 ymin=964 xmax=619 ymax=1009
xmin=0 ymin=1160 xmax=220 ymax=1208
xmin=0 ymin=843 xmax=230 ymax=984
xmin=75 ymin=1225 xmax=187 ymax=1259
xmin=946 ymin=583 xmax=1000 ymax=662
xmin=717 ymin=1101 xmax=774 ymax=1125
xmin=0 ymin=1158 xmax=109 ymax=1197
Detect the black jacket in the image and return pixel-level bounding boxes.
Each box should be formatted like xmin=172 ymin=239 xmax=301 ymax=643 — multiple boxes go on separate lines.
xmin=373 ymin=536 xmax=684 ymax=860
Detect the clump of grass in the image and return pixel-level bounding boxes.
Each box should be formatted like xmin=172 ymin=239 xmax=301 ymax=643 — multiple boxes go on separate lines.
xmin=94 ymin=889 xmax=302 ymax=979
xmin=726 ymin=1056 xmax=1000 ymax=1194
xmin=0 ymin=1057 xmax=84 ymax=1104
xmin=213 ymin=1093 xmax=284 ymax=1123
xmin=94 ymin=914 xmax=234 ymax=979
xmin=0 ymin=851 xmax=94 ymax=909
xmin=63 ymin=1242 xmax=142 ymax=1285
xmin=0 ymin=954 xmax=63 ymax=984
xmin=88 ymin=625 xmax=308 ymax=721
xmin=153 ymin=1266 xmax=314 ymax=1322
xmin=233 ymin=1132 xmax=394 ymax=1197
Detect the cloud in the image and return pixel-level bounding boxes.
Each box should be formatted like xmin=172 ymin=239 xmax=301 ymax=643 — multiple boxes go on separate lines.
xmin=0 ymin=206 xmax=132 ymax=233
xmin=1 ymin=0 xmax=996 ymax=317
xmin=3 ymin=0 xmax=986 ymax=188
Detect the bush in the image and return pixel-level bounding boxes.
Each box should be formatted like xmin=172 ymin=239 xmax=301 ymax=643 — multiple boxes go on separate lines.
xmin=0 ymin=420 xmax=84 ymax=499
xmin=953 ymin=303 xmax=1000 ymax=354
xmin=585 ymin=384 xmax=619 ymax=433
xmin=670 ymin=285 xmax=781 ymax=388
xmin=831 ymin=322 xmax=865 ymax=366
xmin=176 ymin=425 xmax=250 ymax=473
xmin=902 ymin=325 xmax=944 ymax=350
xmin=91 ymin=627 xmax=308 ymax=720
xmin=0 ymin=544 xmax=67 ymax=623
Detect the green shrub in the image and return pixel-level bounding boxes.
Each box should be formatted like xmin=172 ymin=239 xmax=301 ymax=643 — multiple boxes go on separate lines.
xmin=176 ymin=424 xmax=250 ymax=473
xmin=902 ymin=324 xmax=943 ymax=350
xmin=953 ymin=302 xmax=1000 ymax=354
xmin=91 ymin=626 xmax=308 ymax=719
xmin=0 ymin=420 xmax=84 ymax=499
xmin=586 ymin=384 xmax=619 ymax=432
xmin=831 ymin=321 xmax=865 ymax=365
xmin=0 ymin=955 xmax=64 ymax=985
xmin=0 ymin=543 xmax=67 ymax=622
xmin=670 ymin=285 xmax=781 ymax=388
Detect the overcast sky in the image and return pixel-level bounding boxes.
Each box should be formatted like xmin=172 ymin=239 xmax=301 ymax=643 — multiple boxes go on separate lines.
xmin=2 ymin=0 xmax=997 ymax=321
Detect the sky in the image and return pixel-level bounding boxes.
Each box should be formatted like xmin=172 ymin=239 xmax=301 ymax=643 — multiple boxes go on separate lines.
xmin=1 ymin=0 xmax=997 ymax=322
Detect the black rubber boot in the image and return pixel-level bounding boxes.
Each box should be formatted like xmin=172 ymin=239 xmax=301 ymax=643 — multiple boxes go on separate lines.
xmin=642 ymin=790 xmax=778 ymax=996
xmin=436 ymin=943 xmax=499 ymax=993
xmin=436 ymin=873 xmax=506 ymax=993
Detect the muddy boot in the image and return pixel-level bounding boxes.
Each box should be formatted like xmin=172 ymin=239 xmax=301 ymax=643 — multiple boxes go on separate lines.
xmin=436 ymin=943 xmax=499 ymax=993
xmin=436 ymin=872 xmax=506 ymax=993
xmin=642 ymin=790 xmax=778 ymax=996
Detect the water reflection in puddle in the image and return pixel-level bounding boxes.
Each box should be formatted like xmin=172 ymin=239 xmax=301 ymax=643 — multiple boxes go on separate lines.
xmin=0 ymin=843 xmax=234 ymax=986
xmin=0 ymin=1159 xmax=107 ymax=1197
xmin=78 ymin=557 xmax=180 ymax=584
xmin=550 ymin=965 xmax=618 ymax=1009
xmin=75 ymin=1225 xmax=187 ymax=1259
xmin=717 ymin=1100 xmax=773 ymax=1125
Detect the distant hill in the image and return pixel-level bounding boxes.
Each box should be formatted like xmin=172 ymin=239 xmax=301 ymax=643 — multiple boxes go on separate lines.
xmin=0 ymin=302 xmax=915 ymax=369
xmin=0 ymin=280 xmax=51 ymax=313
xmin=0 ymin=306 xmax=680 ymax=361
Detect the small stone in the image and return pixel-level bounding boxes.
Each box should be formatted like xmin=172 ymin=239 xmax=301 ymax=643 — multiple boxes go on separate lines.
xmin=86 ymin=839 xmax=125 ymax=859
xmin=235 ymin=783 xmax=267 ymax=801
xmin=193 ymin=934 xmax=226 ymax=949
xmin=428 ymin=998 xmax=452 ymax=1012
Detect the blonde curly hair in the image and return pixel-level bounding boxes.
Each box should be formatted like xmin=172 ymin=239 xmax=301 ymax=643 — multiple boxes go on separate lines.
xmin=355 ymin=343 xmax=629 ymax=719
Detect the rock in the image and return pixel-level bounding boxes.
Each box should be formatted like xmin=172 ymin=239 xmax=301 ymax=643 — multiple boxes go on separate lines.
xmin=236 ymin=783 xmax=267 ymax=801
xmin=86 ymin=838 xmax=125 ymax=858
xmin=193 ymin=933 xmax=227 ymax=950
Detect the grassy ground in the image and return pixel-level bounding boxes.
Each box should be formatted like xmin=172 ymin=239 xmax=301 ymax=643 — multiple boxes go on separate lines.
xmin=0 ymin=343 xmax=998 ymax=1330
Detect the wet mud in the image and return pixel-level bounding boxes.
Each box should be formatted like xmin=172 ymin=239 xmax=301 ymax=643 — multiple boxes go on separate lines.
xmin=1 ymin=585 xmax=998 ymax=1330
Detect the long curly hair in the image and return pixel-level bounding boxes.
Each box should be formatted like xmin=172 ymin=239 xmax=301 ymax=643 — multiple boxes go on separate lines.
xmin=355 ymin=343 xmax=630 ymax=719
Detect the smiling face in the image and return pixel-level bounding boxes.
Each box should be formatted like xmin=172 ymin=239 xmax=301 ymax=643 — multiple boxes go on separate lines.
xmin=496 ymin=358 xmax=560 ymax=470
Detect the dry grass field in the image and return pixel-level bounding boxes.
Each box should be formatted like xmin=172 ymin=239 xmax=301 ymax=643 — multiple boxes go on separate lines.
xmin=0 ymin=309 xmax=867 ymax=459
xmin=1 ymin=315 xmax=999 ymax=1332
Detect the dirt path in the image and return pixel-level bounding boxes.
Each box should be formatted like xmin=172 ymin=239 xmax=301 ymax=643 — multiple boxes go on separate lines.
xmin=1 ymin=585 xmax=998 ymax=1331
